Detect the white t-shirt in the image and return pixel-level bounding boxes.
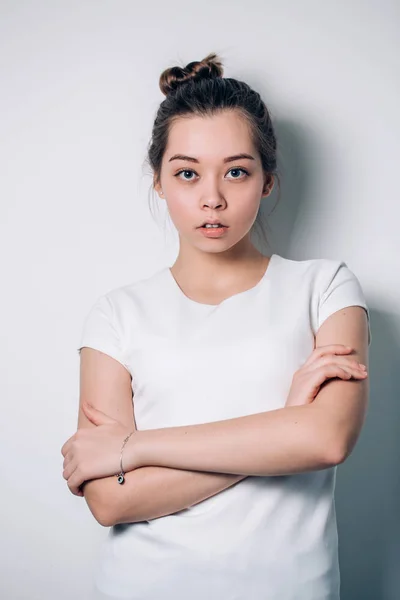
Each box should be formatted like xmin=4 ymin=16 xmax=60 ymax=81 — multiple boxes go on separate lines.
xmin=78 ymin=253 xmax=371 ymax=600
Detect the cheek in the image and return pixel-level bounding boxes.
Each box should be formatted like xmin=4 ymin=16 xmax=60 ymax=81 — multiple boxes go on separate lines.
xmin=231 ymin=189 xmax=262 ymax=221
xmin=166 ymin=195 xmax=193 ymax=228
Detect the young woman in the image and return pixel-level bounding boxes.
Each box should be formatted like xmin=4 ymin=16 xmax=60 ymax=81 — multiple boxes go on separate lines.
xmin=61 ymin=52 xmax=371 ymax=599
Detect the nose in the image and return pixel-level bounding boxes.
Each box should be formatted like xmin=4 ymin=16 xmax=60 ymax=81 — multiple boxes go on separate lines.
xmin=200 ymin=179 xmax=226 ymax=210
xmin=202 ymin=199 xmax=224 ymax=209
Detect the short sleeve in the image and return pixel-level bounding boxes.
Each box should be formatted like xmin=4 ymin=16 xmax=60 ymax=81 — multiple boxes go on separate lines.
xmin=77 ymin=294 xmax=128 ymax=367
xmin=318 ymin=261 xmax=371 ymax=346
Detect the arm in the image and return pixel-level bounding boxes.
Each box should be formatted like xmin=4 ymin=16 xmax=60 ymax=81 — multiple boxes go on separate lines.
xmin=78 ymin=347 xmax=246 ymax=527
xmin=124 ymin=306 xmax=370 ymax=476
xmin=97 ymin=466 xmax=246 ymax=526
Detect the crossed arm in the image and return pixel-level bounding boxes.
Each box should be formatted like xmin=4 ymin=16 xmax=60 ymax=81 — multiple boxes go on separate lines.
xmin=78 ymin=306 xmax=369 ymax=527
xmin=78 ymin=353 xmax=247 ymax=527
xmin=79 ymin=397 xmax=247 ymax=526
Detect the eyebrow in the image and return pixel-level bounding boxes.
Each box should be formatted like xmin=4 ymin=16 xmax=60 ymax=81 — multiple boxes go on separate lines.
xmin=168 ymin=153 xmax=256 ymax=164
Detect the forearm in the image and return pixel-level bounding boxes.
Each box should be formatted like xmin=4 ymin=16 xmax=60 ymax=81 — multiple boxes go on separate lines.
xmin=127 ymin=405 xmax=340 ymax=477
xmin=112 ymin=466 xmax=246 ymax=525
xmin=82 ymin=466 xmax=246 ymax=527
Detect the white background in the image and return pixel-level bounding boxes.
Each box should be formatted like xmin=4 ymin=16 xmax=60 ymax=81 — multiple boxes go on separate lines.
xmin=1 ymin=1 xmax=399 ymax=599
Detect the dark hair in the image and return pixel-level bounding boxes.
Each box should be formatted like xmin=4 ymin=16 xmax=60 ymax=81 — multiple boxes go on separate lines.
xmin=145 ymin=52 xmax=281 ymax=248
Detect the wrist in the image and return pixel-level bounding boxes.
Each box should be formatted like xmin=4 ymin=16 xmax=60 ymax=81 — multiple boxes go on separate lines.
xmin=123 ymin=429 xmax=145 ymax=472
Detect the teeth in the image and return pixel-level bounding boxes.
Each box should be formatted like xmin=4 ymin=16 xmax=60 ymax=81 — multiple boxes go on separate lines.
xmin=204 ymin=223 xmax=222 ymax=228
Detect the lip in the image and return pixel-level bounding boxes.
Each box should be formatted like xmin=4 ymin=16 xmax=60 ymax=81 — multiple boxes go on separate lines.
xmin=198 ymin=219 xmax=228 ymax=227
xmin=198 ymin=225 xmax=229 ymax=238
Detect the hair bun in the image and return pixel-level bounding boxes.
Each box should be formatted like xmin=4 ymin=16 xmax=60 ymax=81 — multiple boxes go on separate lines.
xmin=159 ymin=52 xmax=224 ymax=97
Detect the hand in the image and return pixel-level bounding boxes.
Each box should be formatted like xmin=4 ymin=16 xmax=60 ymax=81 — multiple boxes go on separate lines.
xmin=61 ymin=402 xmax=137 ymax=497
xmin=285 ymin=344 xmax=368 ymax=407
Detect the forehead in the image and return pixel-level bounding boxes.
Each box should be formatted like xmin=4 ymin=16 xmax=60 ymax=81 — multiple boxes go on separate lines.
xmin=164 ymin=111 xmax=256 ymax=161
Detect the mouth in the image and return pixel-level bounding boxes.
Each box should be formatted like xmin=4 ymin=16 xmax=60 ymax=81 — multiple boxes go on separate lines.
xmin=197 ymin=222 xmax=229 ymax=229
xmin=197 ymin=223 xmax=229 ymax=237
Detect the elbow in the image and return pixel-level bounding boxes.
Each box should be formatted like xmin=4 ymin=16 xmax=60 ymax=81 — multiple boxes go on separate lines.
xmin=82 ymin=477 xmax=143 ymax=527
xmin=327 ymin=447 xmax=346 ymax=467
xmin=95 ymin=504 xmax=143 ymax=527
xmin=319 ymin=421 xmax=354 ymax=467
xmin=88 ymin=495 xmax=141 ymax=527
xmin=325 ymin=441 xmax=350 ymax=467
xmin=326 ymin=429 xmax=361 ymax=466
xmin=86 ymin=500 xmax=116 ymax=527
xmin=95 ymin=507 xmax=116 ymax=528
xmin=82 ymin=483 xmax=118 ymax=527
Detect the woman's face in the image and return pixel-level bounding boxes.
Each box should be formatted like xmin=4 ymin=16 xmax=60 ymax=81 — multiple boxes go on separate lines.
xmin=155 ymin=110 xmax=273 ymax=254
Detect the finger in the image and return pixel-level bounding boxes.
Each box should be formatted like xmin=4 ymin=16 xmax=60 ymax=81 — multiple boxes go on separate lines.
xmin=316 ymin=364 xmax=368 ymax=384
xmin=295 ymin=363 xmax=368 ymax=407
xmin=82 ymin=402 xmax=116 ymax=426
xmin=308 ymin=355 xmax=367 ymax=374
xmin=63 ymin=456 xmax=75 ymax=481
xmin=321 ymin=355 xmax=366 ymax=371
xmin=63 ymin=451 xmax=73 ymax=472
xmin=68 ymin=482 xmax=83 ymax=497
xmin=67 ymin=466 xmax=85 ymax=497
xmin=61 ymin=434 xmax=76 ymax=457
xmin=304 ymin=345 xmax=352 ymax=368
xmin=334 ymin=365 xmax=368 ymax=379
xmin=309 ymin=365 xmax=352 ymax=391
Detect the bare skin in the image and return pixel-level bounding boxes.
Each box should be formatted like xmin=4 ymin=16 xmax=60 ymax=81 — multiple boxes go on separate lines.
xmin=154 ymin=110 xmax=275 ymax=305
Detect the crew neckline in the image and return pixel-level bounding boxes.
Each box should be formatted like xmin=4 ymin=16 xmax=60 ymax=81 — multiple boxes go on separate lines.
xmin=165 ymin=253 xmax=279 ymax=309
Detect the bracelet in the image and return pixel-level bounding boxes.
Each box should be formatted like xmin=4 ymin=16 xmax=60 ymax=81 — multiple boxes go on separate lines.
xmin=116 ymin=431 xmax=135 ymax=484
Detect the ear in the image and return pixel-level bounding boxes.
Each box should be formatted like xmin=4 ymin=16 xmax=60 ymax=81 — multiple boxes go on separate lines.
xmin=262 ymin=173 xmax=274 ymax=198
xmin=153 ymin=178 xmax=164 ymax=199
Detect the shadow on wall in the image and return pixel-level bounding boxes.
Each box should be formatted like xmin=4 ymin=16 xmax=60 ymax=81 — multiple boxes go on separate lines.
xmin=251 ymin=118 xmax=333 ymax=258
xmin=336 ymin=308 xmax=400 ymax=600
xmin=254 ymin=120 xmax=400 ymax=600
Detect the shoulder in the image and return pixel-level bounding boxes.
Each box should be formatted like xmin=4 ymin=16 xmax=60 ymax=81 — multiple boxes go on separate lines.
xmin=275 ymin=254 xmax=370 ymax=343
xmin=83 ymin=267 xmax=168 ymax=333
xmin=274 ymin=254 xmax=348 ymax=291
xmin=102 ymin=267 xmax=167 ymax=310
xmin=78 ymin=267 xmax=169 ymax=363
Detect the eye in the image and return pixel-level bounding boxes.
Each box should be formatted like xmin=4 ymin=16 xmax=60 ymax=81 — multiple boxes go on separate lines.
xmin=174 ymin=167 xmax=250 ymax=182
xmin=226 ymin=168 xmax=250 ymax=179
xmin=175 ymin=169 xmax=197 ymax=181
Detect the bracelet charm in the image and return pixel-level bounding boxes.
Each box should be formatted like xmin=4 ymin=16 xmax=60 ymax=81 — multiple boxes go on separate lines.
xmin=116 ymin=431 xmax=135 ymax=485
